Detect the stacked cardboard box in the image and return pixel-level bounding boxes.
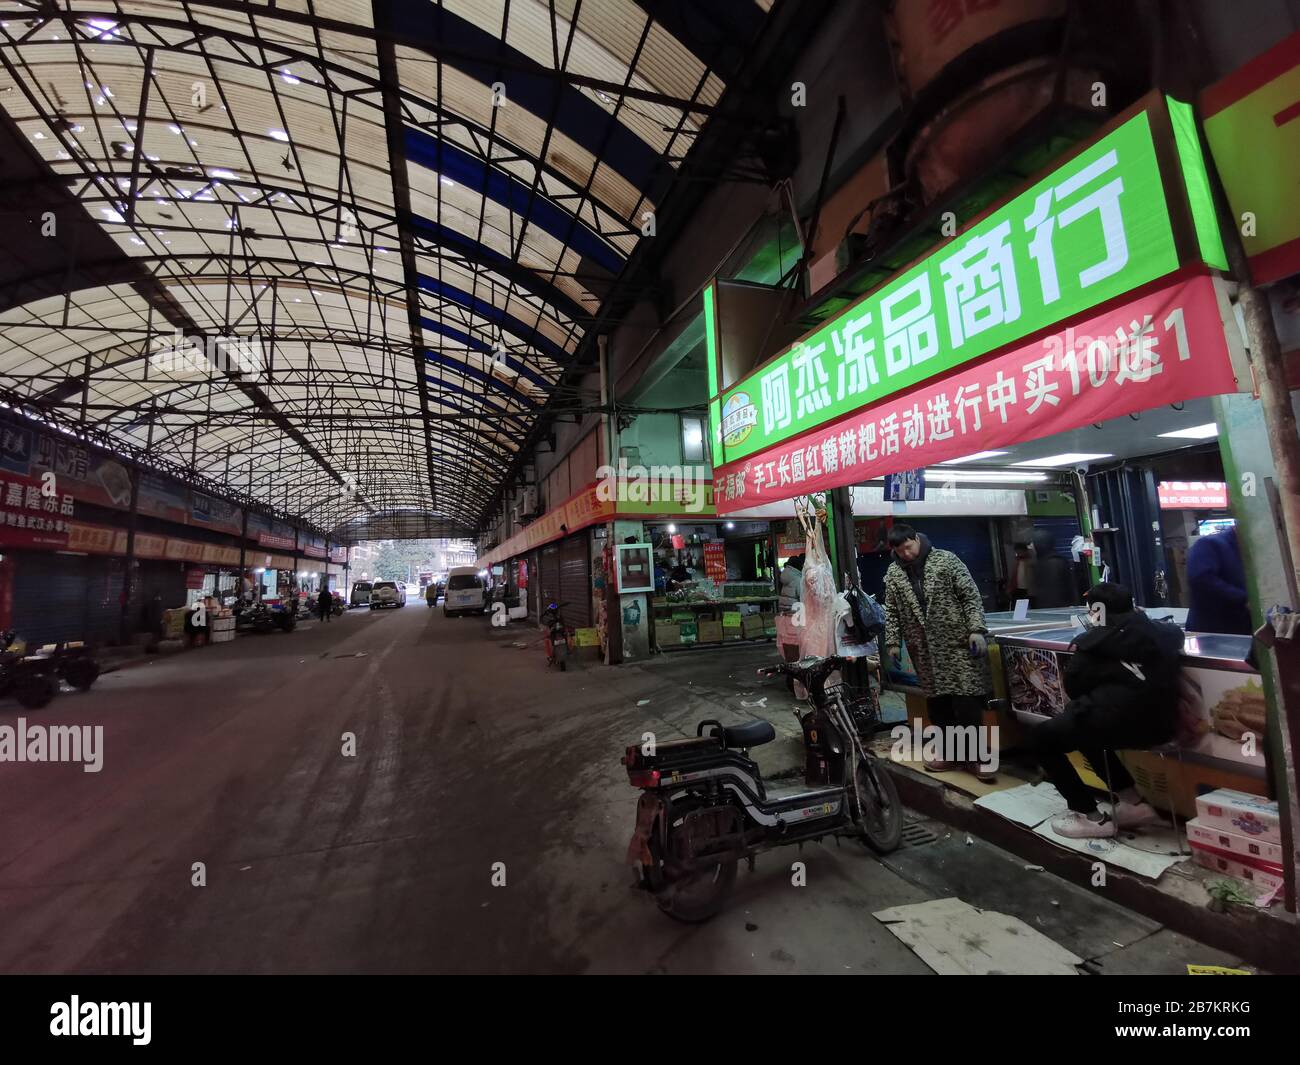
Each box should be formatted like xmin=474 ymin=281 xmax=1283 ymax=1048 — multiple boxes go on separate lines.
xmin=698 ymin=620 xmax=723 ymax=643
xmin=657 ymin=623 xmax=682 ymax=647
xmin=1187 ymin=789 xmax=1283 ymax=895
xmin=741 ymin=615 xmax=765 ymax=638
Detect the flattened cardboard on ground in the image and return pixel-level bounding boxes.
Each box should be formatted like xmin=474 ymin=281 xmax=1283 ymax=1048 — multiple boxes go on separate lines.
xmin=873 ymin=897 xmax=1082 ymax=975
xmin=975 ymin=781 xmax=1070 ymax=827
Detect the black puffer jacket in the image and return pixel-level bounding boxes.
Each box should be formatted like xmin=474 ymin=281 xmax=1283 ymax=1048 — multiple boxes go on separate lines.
xmin=1063 ymin=611 xmax=1185 ymax=737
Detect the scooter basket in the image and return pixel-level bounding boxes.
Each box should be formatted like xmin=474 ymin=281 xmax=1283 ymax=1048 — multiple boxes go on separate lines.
xmin=824 ymin=680 xmax=885 ymax=736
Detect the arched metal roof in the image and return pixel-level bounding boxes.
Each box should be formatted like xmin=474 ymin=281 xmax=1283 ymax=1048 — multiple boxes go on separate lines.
xmin=0 ymin=0 xmax=775 ymax=538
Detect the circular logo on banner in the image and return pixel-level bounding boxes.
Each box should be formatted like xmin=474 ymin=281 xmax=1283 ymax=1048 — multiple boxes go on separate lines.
xmin=721 ymin=392 xmax=757 ymax=447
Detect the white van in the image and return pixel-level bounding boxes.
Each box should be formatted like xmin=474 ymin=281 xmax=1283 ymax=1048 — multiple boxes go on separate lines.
xmin=444 ymin=566 xmax=488 ymax=617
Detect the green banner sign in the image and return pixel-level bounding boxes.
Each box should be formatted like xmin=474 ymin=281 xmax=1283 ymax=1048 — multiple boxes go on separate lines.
xmin=713 ymin=109 xmax=1186 ymax=465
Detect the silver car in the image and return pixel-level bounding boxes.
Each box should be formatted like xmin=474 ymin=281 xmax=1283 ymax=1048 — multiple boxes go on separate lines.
xmin=369 ymin=580 xmax=407 ymax=609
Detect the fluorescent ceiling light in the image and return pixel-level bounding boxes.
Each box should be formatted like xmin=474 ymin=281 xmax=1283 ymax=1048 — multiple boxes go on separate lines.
xmin=1158 ymin=422 xmax=1218 ymax=440
xmin=269 ymin=129 xmax=289 ymax=142
xmin=280 ymin=69 xmax=300 ymax=85
xmin=923 ymin=469 xmax=1049 ymax=483
xmin=1011 ymin=453 xmax=1112 ymax=467
xmin=208 ymin=168 xmax=237 ymax=180
xmin=937 ymin=450 xmax=1009 ymax=465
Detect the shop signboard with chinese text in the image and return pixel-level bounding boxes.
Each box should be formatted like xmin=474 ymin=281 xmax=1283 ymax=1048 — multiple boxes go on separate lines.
xmin=0 ymin=471 xmax=78 ymax=548
xmin=1158 ymin=481 xmax=1230 ymax=509
xmin=1201 ymin=31 xmax=1300 ymax=284
xmin=709 ymin=99 xmax=1225 ymax=469
xmin=191 ymin=491 xmax=243 ymax=536
xmin=714 ymin=274 xmax=1237 ymax=512
xmin=246 ymin=512 xmax=296 ymax=550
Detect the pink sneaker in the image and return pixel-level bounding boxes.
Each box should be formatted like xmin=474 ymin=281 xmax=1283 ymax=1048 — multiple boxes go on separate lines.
xmin=1051 ymin=811 xmax=1117 ymax=839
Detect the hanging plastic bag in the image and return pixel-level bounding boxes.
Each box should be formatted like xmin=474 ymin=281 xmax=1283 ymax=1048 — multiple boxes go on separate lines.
xmin=796 ymin=500 xmax=835 ymax=660
xmin=834 ymin=591 xmax=877 ymax=658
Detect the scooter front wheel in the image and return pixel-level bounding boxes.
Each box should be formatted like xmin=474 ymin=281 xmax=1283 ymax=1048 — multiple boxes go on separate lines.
xmin=854 ymin=756 xmax=903 ymax=853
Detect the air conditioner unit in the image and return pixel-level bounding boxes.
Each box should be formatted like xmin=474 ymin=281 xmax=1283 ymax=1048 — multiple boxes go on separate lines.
xmin=519 ymin=487 xmax=539 ymax=517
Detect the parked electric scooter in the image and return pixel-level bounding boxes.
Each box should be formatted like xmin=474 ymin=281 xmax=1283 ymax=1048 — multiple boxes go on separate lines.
xmin=0 ymin=632 xmax=100 ymax=709
xmin=621 ymin=653 xmax=902 ymax=922
xmin=540 ymin=600 xmax=569 ymax=670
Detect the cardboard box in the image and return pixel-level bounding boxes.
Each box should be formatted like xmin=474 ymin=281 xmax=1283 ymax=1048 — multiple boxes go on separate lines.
xmin=679 ymin=622 xmax=698 ymax=644
xmin=742 ymin=615 xmax=765 ymax=638
xmin=1194 ymin=789 xmax=1281 ymax=844
xmin=656 ymin=623 xmax=682 ymax=647
xmin=698 ymin=620 xmax=723 ymax=643
xmin=1190 ymin=846 xmax=1284 ymax=895
xmin=1187 ymin=817 xmax=1284 ymax=869
xmin=761 ymin=611 xmax=777 ymax=636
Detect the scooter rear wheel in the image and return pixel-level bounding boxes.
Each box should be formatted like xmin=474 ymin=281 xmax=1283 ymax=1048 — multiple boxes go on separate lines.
xmin=655 ymin=805 xmax=738 ymax=923
xmin=854 ymin=756 xmax=903 ymax=853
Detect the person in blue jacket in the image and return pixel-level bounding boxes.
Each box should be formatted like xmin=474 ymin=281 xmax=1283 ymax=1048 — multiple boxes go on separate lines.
xmin=1185 ymin=525 xmax=1251 ymax=635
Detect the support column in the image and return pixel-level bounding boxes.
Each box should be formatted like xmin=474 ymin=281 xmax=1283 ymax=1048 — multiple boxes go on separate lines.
xmin=118 ymin=464 xmax=140 ymax=645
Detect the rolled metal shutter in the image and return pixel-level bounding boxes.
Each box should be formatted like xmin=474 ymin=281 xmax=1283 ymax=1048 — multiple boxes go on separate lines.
xmin=10 ymin=552 xmax=123 ymax=646
xmin=558 ymin=533 xmax=591 ymax=627
xmin=539 ymin=543 xmax=561 ymax=615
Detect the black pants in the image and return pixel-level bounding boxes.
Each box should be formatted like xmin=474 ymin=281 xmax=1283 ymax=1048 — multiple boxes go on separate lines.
xmin=927 ymin=693 xmax=987 ymax=730
xmin=1029 ymin=700 xmax=1172 ymax=813
xmin=319 ymin=605 xmax=331 ymax=622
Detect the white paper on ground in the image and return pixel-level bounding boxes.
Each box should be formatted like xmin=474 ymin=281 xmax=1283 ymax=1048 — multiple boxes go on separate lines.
xmin=974 ymin=782 xmax=1070 ymax=827
xmin=1033 ymin=820 xmax=1188 ymax=879
xmin=873 ymin=897 xmax=1082 ymax=975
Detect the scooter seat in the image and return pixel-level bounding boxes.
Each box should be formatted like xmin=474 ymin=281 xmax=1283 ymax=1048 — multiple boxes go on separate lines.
xmin=714 ymin=719 xmax=776 ymax=749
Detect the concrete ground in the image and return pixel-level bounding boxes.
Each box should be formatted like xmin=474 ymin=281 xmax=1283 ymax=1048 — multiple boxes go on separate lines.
xmin=0 ymin=604 xmax=1249 ymax=974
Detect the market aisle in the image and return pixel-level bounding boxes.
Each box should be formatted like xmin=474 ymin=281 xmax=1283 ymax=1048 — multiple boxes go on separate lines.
xmin=0 ymin=605 xmax=1238 ymax=974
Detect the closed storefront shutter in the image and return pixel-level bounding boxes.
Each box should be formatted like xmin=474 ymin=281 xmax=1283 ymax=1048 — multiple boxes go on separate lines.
xmin=558 ymin=533 xmax=591 ymax=627
xmin=11 ymin=552 xmax=124 ymax=646
xmin=539 ymin=543 xmax=561 ymax=615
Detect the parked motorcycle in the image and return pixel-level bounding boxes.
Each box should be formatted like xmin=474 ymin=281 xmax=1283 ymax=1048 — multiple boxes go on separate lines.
xmin=540 ymin=600 xmax=569 ymax=670
xmin=233 ymin=602 xmax=296 ymax=634
xmin=0 ymin=631 xmax=100 ymax=709
xmin=621 ymin=653 xmax=902 ymax=922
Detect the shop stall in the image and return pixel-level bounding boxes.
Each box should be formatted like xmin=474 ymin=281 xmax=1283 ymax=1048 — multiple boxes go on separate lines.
xmin=702 ymin=90 xmax=1289 ymax=901
xmin=641 ymin=519 xmax=778 ymax=650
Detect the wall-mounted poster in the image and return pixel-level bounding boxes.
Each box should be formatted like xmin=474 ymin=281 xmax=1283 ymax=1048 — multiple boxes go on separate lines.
xmin=137 ymin=473 xmax=190 ymax=524
xmin=884 ymin=469 xmax=926 ymax=502
xmin=616 ymin=543 xmax=654 ymax=594
xmin=191 ymin=491 xmax=243 ymax=535
xmin=703 ymin=540 xmax=727 ymax=582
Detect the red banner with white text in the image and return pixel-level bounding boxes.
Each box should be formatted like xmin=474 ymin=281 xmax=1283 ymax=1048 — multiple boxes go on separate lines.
xmin=714 ymin=274 xmax=1238 ymax=513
